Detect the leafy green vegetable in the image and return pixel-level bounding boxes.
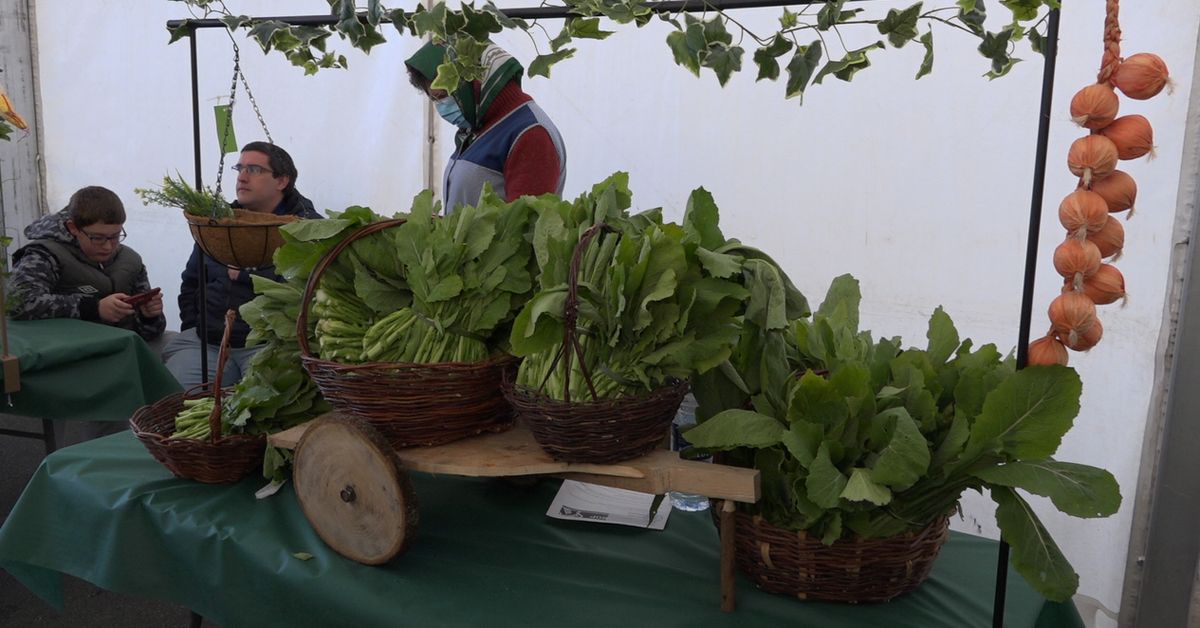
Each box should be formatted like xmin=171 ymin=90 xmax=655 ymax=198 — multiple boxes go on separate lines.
xmin=684 ymin=274 xmax=1120 ymax=602
xmin=134 ymin=174 xmax=232 ymax=219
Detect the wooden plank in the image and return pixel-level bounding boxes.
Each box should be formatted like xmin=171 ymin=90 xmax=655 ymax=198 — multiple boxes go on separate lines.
xmin=272 ymin=415 xmax=760 ymax=503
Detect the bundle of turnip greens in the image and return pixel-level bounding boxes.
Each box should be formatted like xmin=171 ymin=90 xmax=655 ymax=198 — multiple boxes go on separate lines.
xmin=509 ymin=173 xmax=793 ymax=402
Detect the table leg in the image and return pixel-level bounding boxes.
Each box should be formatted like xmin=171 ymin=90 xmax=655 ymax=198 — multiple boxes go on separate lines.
xmin=41 ymin=419 xmax=56 ymax=454
xmin=188 ymin=610 xmax=203 ymax=628
xmin=720 ymin=499 xmax=736 ymax=613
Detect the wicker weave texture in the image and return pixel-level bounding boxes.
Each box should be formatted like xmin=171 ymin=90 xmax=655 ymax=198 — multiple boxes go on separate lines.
xmin=504 ymin=378 xmax=687 ymax=464
xmin=731 ymin=511 xmax=950 ymax=603
xmin=185 ymin=209 xmax=297 ymax=268
xmin=129 ymin=389 xmax=265 ymax=484
xmin=301 ymin=355 xmax=518 ymax=449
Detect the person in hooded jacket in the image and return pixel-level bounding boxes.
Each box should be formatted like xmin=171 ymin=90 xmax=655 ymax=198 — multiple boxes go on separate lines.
xmin=163 ymin=141 xmax=322 ymax=389
xmin=404 ymin=42 xmax=566 ymax=213
xmin=9 ymin=185 xmax=166 ymax=341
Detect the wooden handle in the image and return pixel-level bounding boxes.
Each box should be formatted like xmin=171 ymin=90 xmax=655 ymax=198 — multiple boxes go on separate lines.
xmin=208 ymin=309 xmax=237 ymax=442
xmin=720 ymin=499 xmax=736 ymax=612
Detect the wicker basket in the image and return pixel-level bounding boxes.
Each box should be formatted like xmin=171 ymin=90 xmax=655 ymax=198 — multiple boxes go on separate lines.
xmin=728 ymin=510 xmax=950 ymax=603
xmin=502 ymin=224 xmax=686 ymax=464
xmin=296 ymin=219 xmax=516 ymax=449
xmin=185 ymin=208 xmax=298 ymax=268
xmin=130 ymin=310 xmax=265 ymax=484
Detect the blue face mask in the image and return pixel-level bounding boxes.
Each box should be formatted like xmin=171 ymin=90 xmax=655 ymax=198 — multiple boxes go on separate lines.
xmin=434 ymin=97 xmax=470 ymax=130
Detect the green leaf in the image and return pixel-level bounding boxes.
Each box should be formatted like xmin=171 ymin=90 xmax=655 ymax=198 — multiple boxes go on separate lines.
xmin=814 ymin=41 xmax=884 ymax=84
xmin=926 ymin=306 xmax=959 ymax=365
xmin=168 ymin=22 xmax=194 ymax=45
xmin=806 ymin=442 xmax=848 ymax=508
xmin=877 ymin=2 xmax=923 ymax=48
xmin=816 ymin=274 xmax=861 ymax=332
xmin=959 ymin=0 xmax=987 ymax=35
xmin=973 ymin=459 xmax=1121 ymax=518
xmin=964 ymin=365 xmax=1081 ymax=460
xmin=681 ymin=187 xmax=724 ymax=250
xmin=430 ymin=61 xmax=461 ymax=93
xmin=684 ymin=409 xmax=785 ymax=449
xmin=779 ymin=7 xmax=799 ymax=29
xmin=868 ymin=408 xmax=931 ymax=489
xmin=1028 ymin=29 xmax=1045 ymax=55
xmin=841 ymin=467 xmax=892 ymax=505
xmin=752 ymin=35 xmax=793 ymax=82
xmin=789 ymin=370 xmax=848 ymax=426
xmin=281 ymin=218 xmax=355 ymax=242
xmin=780 ymin=421 xmax=824 ymax=467
xmin=992 ymin=487 xmax=1079 ymax=602
xmin=568 ymin=17 xmax=614 ymax=40
xmin=817 ymin=1 xmax=846 ymax=31
xmin=916 ymin=30 xmax=935 ymax=79
xmin=784 ymin=43 xmax=823 ymax=100
xmin=509 ymin=290 xmax=567 ymax=356
xmin=1001 ymin=0 xmax=1043 ymax=21
xmin=702 ymin=44 xmax=743 ymax=87
xmin=666 ymin=29 xmax=701 ymax=77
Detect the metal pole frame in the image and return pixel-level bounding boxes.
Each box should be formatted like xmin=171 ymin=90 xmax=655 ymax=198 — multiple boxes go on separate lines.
xmin=172 ymin=4 xmax=1064 ymax=625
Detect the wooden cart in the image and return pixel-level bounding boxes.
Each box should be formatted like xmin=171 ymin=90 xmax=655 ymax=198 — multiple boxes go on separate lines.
xmin=268 ymin=414 xmax=760 ymax=611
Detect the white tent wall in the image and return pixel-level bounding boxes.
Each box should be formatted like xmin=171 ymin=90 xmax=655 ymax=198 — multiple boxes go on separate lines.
xmin=30 ymin=0 xmax=1200 ymax=623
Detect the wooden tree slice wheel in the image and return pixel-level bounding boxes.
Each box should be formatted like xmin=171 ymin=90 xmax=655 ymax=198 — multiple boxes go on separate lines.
xmin=293 ymin=414 xmax=419 ymax=564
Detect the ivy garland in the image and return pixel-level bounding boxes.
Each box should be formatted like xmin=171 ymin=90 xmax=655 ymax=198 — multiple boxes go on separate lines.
xmin=171 ymin=0 xmax=1058 ymax=101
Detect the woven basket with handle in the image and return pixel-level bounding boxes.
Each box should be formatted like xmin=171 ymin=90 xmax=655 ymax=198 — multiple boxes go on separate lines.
xmin=296 ymin=218 xmax=516 ymax=449
xmin=130 ymin=310 xmax=265 ymax=484
xmin=503 ymin=223 xmax=687 ymax=464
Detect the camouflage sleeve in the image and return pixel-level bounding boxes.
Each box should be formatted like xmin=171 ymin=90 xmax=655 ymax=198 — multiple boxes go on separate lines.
xmin=6 ymin=248 xmax=96 ymax=321
xmin=129 ymin=266 xmax=166 ymax=341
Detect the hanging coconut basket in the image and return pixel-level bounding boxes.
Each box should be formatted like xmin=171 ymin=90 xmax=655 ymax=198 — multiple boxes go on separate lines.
xmin=185 ymin=209 xmax=298 ymax=268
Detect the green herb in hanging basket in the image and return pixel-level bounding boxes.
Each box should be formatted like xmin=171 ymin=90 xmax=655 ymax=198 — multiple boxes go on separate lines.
xmin=135 ymin=174 xmax=233 ymax=219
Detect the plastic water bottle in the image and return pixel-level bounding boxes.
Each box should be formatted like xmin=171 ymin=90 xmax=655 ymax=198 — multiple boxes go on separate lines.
xmin=669 ymin=394 xmax=711 ymax=512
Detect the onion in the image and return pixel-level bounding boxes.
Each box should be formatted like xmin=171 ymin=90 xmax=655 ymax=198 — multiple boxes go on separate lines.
xmin=1049 ymin=292 xmax=1098 ymax=349
xmin=1063 ymin=317 xmax=1103 ymax=352
xmin=1088 ymin=215 xmax=1126 ymax=260
xmin=1090 ymin=169 xmax=1137 ymax=215
xmin=1065 ymin=263 xmax=1127 ymax=306
xmin=1054 ymin=237 xmax=1102 ymax=288
xmin=1059 ymin=190 xmax=1109 ymax=238
xmin=1070 ymin=84 xmax=1119 ymax=130
xmin=1099 ymin=115 xmax=1155 ymax=160
xmin=1028 ymin=334 xmax=1069 ymax=366
xmin=1068 ymin=135 xmax=1119 ymax=187
xmin=1113 ymin=53 xmax=1171 ymax=100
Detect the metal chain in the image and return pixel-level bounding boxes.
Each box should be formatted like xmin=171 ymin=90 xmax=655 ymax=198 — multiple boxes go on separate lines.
xmin=212 ymin=44 xmax=241 ymax=208
xmin=238 ymin=68 xmax=273 ymax=145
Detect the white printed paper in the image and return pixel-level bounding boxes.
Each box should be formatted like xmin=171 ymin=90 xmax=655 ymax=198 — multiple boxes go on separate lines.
xmin=547 ymin=480 xmax=671 ymax=530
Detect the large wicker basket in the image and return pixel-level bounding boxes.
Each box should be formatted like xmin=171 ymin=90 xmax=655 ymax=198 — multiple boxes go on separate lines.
xmin=729 ymin=510 xmax=950 ymax=603
xmin=185 ymin=208 xmax=297 ymax=268
xmin=297 ymin=219 xmax=516 ymax=449
xmin=502 ymin=223 xmax=686 ymax=464
xmin=130 ymin=310 xmax=265 ymax=484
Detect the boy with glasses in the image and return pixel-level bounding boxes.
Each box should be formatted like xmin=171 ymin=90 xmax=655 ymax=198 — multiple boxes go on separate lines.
xmin=9 ymin=185 xmax=165 ymax=341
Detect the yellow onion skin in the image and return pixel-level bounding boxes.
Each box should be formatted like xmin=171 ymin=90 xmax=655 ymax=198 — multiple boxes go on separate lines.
xmin=1048 ymin=291 xmax=1098 ymax=348
xmin=1088 ymin=216 xmax=1126 ymax=260
xmin=1059 ymin=190 xmax=1109 ymax=237
xmin=1099 ymin=115 xmax=1154 ymax=160
xmin=1068 ymin=135 xmax=1119 ymax=187
xmin=1113 ymin=53 xmax=1170 ymax=100
xmin=1063 ymin=318 xmax=1103 ymax=352
xmin=1070 ymin=84 xmax=1119 ymax=130
xmin=1090 ymin=170 xmax=1137 ymax=214
xmin=1029 ymin=335 xmax=1069 ymax=366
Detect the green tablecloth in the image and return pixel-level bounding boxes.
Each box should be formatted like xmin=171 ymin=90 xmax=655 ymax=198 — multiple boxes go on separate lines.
xmin=0 ymin=434 xmax=1083 ymax=628
xmin=0 ymin=319 xmax=180 ymax=421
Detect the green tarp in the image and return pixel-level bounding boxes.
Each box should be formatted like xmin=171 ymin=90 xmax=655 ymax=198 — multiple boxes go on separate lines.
xmin=0 ymin=433 xmax=1082 ymax=627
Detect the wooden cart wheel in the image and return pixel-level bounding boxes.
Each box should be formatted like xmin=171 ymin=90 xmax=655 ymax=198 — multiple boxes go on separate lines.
xmin=293 ymin=415 xmax=419 ymax=564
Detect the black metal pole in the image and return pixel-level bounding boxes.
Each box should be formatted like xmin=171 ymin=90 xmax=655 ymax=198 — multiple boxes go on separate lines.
xmin=189 ymin=27 xmax=210 ymax=385
xmin=165 ymin=0 xmax=872 ymax=29
xmin=995 ymin=8 xmax=1061 ymax=628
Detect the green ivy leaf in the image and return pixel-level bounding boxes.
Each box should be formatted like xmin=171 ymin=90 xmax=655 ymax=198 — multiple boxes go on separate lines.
xmin=877 ymin=2 xmax=923 ymax=48
xmin=916 ymin=30 xmax=935 ymax=78
xmin=702 ymin=44 xmax=743 ymax=87
xmin=528 ymin=49 xmax=575 ymax=78
xmin=167 ymin=21 xmax=194 ymax=45
xmin=1028 ymin=28 xmax=1045 ymax=54
xmin=957 ymin=0 xmax=978 ymax=11
xmin=779 ymin=7 xmax=799 ymax=29
xmin=0 ymin=121 xmax=13 ymax=142
xmin=568 ymin=17 xmax=614 ymax=40
xmin=959 ymin=0 xmax=987 ymax=35
xmin=482 ymin=2 xmax=529 ymax=31
xmin=752 ymin=35 xmax=794 ymax=81
xmin=817 ymin=0 xmax=846 ymax=31
xmin=666 ymin=30 xmax=702 ymax=77
xmin=814 ymin=41 xmax=884 ymax=84
xmin=248 ymin=20 xmax=288 ymax=52
xmin=412 ymin=3 xmax=447 ymax=37
xmin=460 ymin=3 xmax=504 ymax=40
xmin=701 ymin=16 xmax=733 ymax=47
xmin=549 ymin=26 xmax=573 ymax=52
xmin=366 ymin=0 xmax=384 ymax=25
xmin=973 ymin=459 xmax=1121 ymax=518
xmin=992 ymin=487 xmax=1079 ymax=602
xmin=784 ymin=43 xmax=823 ymax=100
xmin=219 ymin=15 xmax=252 ymax=31
xmin=1001 ymin=0 xmax=1043 ymax=21
xmin=430 ymin=61 xmax=461 ymax=92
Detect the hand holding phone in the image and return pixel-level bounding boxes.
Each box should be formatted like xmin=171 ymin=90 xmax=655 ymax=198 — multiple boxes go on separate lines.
xmin=123 ymin=287 xmax=162 ymax=307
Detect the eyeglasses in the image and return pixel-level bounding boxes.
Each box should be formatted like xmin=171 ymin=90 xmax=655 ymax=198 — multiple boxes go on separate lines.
xmin=231 ymin=164 xmax=274 ymax=176
xmin=80 ymin=228 xmax=126 ymax=245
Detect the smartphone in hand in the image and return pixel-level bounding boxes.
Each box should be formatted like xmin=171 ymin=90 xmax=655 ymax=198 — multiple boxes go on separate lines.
xmin=122 ymin=287 xmax=161 ymax=307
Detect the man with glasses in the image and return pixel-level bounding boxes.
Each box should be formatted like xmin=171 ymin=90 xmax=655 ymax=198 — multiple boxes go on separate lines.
xmin=164 ymin=141 xmax=321 ymax=389
xmin=9 ymin=185 xmax=165 ymax=341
